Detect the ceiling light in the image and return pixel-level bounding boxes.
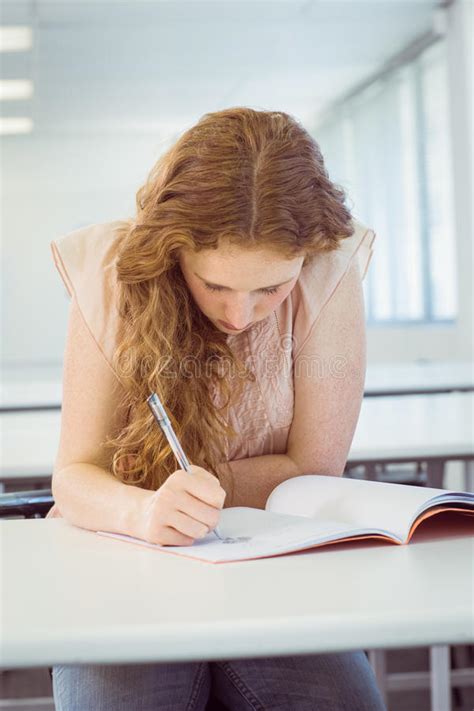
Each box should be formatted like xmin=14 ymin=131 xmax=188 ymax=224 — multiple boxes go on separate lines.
xmin=0 ymin=27 xmax=32 ymax=52
xmin=0 ymin=80 xmax=33 ymax=100
xmin=0 ymin=117 xmax=33 ymax=135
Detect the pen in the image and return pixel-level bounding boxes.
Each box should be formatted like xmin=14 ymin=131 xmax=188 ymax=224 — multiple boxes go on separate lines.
xmin=147 ymin=392 xmax=222 ymax=541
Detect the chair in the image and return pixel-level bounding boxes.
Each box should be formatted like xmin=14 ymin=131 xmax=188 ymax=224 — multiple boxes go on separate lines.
xmin=0 ymin=489 xmax=54 ymax=518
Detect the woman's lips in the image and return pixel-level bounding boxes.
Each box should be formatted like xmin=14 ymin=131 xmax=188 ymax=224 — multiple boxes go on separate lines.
xmin=218 ymin=319 xmax=251 ymax=331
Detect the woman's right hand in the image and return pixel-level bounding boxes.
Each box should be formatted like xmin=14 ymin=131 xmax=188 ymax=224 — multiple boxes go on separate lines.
xmin=134 ymin=465 xmax=227 ymax=546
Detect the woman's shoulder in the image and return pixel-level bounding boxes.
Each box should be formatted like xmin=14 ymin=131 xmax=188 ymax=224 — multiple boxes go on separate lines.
xmin=300 ymin=216 xmax=374 ymax=288
xmin=292 ymin=217 xmax=375 ymax=305
xmin=275 ymin=217 xmax=376 ymax=355
xmin=51 ymin=218 xmax=132 ymax=297
xmin=50 ymin=217 xmax=133 ymax=375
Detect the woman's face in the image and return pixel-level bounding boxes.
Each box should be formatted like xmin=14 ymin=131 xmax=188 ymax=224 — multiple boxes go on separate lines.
xmin=178 ymin=240 xmax=305 ymax=334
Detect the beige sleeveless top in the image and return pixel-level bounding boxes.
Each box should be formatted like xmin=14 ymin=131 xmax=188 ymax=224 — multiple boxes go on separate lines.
xmin=49 ymin=215 xmax=375 ymax=478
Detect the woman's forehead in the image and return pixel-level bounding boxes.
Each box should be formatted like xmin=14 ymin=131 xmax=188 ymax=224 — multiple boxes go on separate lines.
xmin=179 ymin=242 xmax=304 ymax=290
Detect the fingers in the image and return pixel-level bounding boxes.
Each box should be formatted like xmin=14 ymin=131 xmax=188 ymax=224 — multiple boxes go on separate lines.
xmin=175 ymin=490 xmax=221 ymax=531
xmin=156 ymin=527 xmax=196 ymax=547
xmin=172 ymin=467 xmax=226 ymax=509
xmin=137 ymin=466 xmax=227 ymax=547
xmin=167 ymin=510 xmax=210 ymax=540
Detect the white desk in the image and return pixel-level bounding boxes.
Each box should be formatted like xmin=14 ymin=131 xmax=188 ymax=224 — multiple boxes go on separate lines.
xmin=1 ymin=515 xmax=472 ymax=669
xmin=1 ymin=411 xmax=60 ymax=480
xmin=365 ymin=361 xmax=474 ymax=397
xmin=348 ymin=392 xmax=474 ymax=490
xmin=0 ymin=365 xmax=62 ymax=412
xmin=1 ymin=393 xmax=473 ymax=485
xmin=349 ymin=392 xmax=474 ymax=465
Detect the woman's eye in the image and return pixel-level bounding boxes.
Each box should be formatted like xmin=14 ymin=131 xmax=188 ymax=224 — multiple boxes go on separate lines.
xmin=204 ymin=284 xmax=279 ymax=295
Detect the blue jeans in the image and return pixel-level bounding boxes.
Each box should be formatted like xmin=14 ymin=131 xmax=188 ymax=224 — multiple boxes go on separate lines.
xmin=52 ymin=650 xmax=386 ymax=710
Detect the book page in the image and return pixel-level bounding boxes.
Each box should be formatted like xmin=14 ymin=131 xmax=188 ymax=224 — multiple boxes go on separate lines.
xmin=97 ymin=506 xmax=380 ymax=563
xmin=265 ymin=475 xmax=466 ymax=541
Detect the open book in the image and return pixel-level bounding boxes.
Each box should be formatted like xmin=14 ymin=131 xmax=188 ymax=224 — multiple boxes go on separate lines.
xmin=97 ymin=475 xmax=474 ymax=563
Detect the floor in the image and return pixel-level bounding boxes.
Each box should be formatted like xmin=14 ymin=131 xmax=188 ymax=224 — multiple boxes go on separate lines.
xmin=1 ymin=646 xmax=473 ymax=710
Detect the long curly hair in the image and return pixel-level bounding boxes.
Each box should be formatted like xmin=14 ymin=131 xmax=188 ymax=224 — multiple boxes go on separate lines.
xmin=104 ymin=107 xmax=353 ymax=491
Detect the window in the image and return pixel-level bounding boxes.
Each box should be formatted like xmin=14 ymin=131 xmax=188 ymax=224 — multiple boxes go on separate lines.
xmin=314 ymin=40 xmax=457 ymax=325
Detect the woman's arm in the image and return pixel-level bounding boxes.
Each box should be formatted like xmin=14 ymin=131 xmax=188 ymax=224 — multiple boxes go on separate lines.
xmin=51 ymin=297 xmax=151 ymax=534
xmin=217 ymin=454 xmax=300 ymax=509
xmin=53 ymin=298 xmax=226 ymax=545
xmin=288 ymin=255 xmax=366 ymax=475
xmin=219 ymin=256 xmax=366 ymax=508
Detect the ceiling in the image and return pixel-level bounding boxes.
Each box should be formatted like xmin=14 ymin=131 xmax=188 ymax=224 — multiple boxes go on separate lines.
xmin=1 ymin=0 xmax=444 ymax=141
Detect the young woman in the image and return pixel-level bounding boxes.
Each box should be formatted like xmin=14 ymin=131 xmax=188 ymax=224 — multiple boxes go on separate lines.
xmin=48 ymin=107 xmax=384 ymax=710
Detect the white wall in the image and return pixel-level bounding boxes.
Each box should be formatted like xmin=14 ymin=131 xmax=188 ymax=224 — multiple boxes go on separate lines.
xmin=1 ymin=133 xmax=168 ymax=366
xmin=1 ymin=1 xmax=472 ymax=369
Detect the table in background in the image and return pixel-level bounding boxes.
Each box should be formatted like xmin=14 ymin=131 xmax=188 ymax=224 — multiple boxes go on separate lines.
xmin=347 ymin=392 xmax=474 ymax=489
xmin=364 ymin=361 xmax=474 ymax=397
xmin=2 ymin=393 xmax=473 ymax=490
xmin=1 ymin=364 xmax=62 ymax=412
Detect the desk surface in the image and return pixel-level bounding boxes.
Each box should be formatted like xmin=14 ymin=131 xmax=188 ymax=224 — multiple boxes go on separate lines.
xmin=0 ymin=365 xmax=62 ymax=411
xmin=1 ymin=516 xmax=473 ymax=668
xmin=350 ymin=392 xmax=474 ymax=463
xmin=364 ymin=361 xmax=474 ymax=396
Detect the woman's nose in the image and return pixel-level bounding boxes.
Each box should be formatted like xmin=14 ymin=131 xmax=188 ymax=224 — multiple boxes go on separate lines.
xmin=223 ymin=295 xmax=254 ymax=329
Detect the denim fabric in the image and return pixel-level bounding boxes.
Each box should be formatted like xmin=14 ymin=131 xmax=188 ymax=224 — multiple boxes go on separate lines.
xmin=52 ymin=650 xmax=386 ymax=710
